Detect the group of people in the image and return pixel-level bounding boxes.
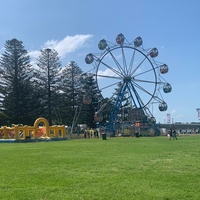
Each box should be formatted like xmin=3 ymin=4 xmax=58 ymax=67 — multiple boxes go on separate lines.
xmin=167 ymin=128 xmax=177 ymax=140
xmin=84 ymin=128 xmax=99 ymax=139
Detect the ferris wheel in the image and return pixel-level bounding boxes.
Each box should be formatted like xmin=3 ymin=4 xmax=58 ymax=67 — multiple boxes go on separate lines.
xmin=85 ymin=33 xmax=172 ymax=132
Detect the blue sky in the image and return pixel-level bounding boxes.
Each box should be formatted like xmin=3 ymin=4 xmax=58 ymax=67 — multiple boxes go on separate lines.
xmin=0 ymin=0 xmax=200 ymax=123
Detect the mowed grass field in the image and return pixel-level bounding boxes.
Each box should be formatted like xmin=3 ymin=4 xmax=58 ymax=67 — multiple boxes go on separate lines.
xmin=0 ymin=135 xmax=200 ymax=200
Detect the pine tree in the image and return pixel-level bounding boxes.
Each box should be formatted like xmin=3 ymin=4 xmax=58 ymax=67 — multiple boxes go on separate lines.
xmin=59 ymin=61 xmax=83 ymax=126
xmin=0 ymin=38 xmax=40 ymax=125
xmin=81 ymin=74 xmax=102 ymax=128
xmin=35 ymin=48 xmax=62 ymax=125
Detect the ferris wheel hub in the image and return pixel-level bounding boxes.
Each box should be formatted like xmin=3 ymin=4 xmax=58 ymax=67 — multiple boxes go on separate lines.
xmin=123 ymin=76 xmax=132 ymax=82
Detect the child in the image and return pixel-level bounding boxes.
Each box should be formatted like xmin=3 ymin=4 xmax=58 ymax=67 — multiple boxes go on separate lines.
xmin=167 ymin=132 xmax=171 ymax=140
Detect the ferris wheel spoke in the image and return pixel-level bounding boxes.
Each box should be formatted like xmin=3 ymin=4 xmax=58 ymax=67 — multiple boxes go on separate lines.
xmin=108 ymin=50 xmax=126 ymax=76
xmin=134 ymin=67 xmax=157 ymax=78
xmin=128 ymin=49 xmax=136 ymax=75
xmin=96 ymin=73 xmax=122 ymax=80
xmin=132 ymin=81 xmax=155 ymax=98
xmin=99 ymin=80 xmax=122 ymax=91
xmin=130 ymin=52 xmax=149 ymax=76
xmin=133 ymin=78 xmax=157 ymax=84
xmin=98 ymin=59 xmax=124 ymax=78
xmin=121 ymin=47 xmax=128 ymax=75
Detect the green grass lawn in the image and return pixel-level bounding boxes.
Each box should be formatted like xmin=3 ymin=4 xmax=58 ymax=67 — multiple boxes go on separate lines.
xmin=0 ymin=135 xmax=200 ymax=200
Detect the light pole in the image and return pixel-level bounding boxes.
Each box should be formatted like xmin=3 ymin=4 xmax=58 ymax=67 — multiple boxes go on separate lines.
xmin=71 ymin=106 xmax=78 ymax=135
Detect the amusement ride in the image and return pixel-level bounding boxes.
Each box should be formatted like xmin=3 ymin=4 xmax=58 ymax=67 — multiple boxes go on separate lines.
xmin=84 ymin=33 xmax=172 ymax=134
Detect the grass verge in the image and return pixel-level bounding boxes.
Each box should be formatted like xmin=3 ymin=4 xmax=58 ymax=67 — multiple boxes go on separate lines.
xmin=0 ymin=135 xmax=200 ymax=199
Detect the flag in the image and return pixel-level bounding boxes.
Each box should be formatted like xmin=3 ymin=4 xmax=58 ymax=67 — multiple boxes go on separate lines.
xmin=167 ymin=113 xmax=171 ymax=124
xmin=197 ymin=108 xmax=200 ymax=120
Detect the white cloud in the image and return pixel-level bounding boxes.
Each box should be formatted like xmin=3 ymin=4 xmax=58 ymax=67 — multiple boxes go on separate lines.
xmin=43 ymin=34 xmax=93 ymax=58
xmin=28 ymin=50 xmax=41 ymax=59
xmin=28 ymin=34 xmax=93 ymax=60
xmin=97 ymin=68 xmax=118 ymax=78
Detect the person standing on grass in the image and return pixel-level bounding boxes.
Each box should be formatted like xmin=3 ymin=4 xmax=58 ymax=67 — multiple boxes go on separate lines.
xmin=94 ymin=129 xmax=97 ymax=138
xmin=172 ymin=129 xmax=177 ymax=140
xmin=167 ymin=129 xmax=173 ymax=140
xmin=96 ymin=129 xmax=99 ymax=138
xmin=84 ymin=129 xmax=87 ymax=139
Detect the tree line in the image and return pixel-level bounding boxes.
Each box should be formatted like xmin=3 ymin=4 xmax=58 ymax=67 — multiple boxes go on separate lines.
xmin=0 ymin=38 xmax=112 ymax=129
